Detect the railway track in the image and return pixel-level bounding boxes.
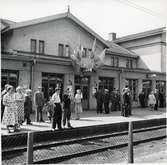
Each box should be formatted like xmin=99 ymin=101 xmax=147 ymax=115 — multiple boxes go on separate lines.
xmin=2 ymin=124 xmax=166 ymax=164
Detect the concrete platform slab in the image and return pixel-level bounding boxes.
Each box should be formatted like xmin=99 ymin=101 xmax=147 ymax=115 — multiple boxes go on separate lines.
xmin=1 ymin=107 xmax=166 ymax=136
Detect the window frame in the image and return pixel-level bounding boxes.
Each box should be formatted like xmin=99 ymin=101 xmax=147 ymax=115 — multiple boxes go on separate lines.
xmin=58 ymin=43 xmax=64 ymax=56
xmin=39 ymin=40 xmax=45 ymax=54
xmin=30 ymin=39 xmax=37 ymax=53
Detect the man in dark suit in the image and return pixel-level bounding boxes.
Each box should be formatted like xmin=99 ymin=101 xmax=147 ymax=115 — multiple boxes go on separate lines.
xmin=34 ymin=86 xmax=45 ymax=122
xmin=154 ymin=89 xmax=159 ymax=110
xmin=103 ymin=89 xmax=110 ymax=114
xmin=94 ymin=88 xmax=103 ymax=113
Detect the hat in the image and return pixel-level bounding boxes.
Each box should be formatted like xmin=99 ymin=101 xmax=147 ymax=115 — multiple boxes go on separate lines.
xmin=16 ymin=86 xmax=22 ymax=92
xmin=26 ymin=89 xmax=32 ymax=93
xmin=7 ymin=85 xmax=13 ymax=91
xmin=55 ymin=87 xmax=61 ymax=92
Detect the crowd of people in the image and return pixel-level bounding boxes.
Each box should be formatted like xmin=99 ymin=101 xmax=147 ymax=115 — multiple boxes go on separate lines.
xmin=94 ymin=87 xmax=131 ymax=117
xmin=1 ymin=85 xmax=32 ymax=133
xmin=139 ymin=88 xmax=165 ymax=111
xmin=1 ymin=83 xmax=165 ymax=133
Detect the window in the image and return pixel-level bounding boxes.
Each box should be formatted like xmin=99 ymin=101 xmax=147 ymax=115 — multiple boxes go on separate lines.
xmin=126 ymin=59 xmax=133 ymax=68
xmin=130 ymin=59 xmax=133 ymax=68
xmin=126 ymin=79 xmax=138 ymax=101
xmin=65 ymin=45 xmax=70 ymax=57
xmin=83 ymin=48 xmax=87 ymax=57
xmin=126 ymin=59 xmax=130 ymax=68
xmin=30 ymin=39 xmax=37 ymax=53
xmin=99 ymin=77 xmax=114 ymax=93
xmin=115 ymin=57 xmax=119 ymax=67
xmin=58 ymin=44 xmax=64 ymax=56
xmin=39 ymin=40 xmax=45 ymax=54
xmin=111 ymin=56 xmax=119 ymax=67
xmin=1 ymin=70 xmax=19 ymax=89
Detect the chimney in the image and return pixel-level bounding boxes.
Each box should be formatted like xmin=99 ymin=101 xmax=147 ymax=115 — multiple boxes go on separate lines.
xmin=108 ymin=32 xmax=116 ymax=41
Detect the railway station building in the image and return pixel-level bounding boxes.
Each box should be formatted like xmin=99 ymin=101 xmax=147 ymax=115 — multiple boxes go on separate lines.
xmin=1 ymin=11 xmax=166 ymax=110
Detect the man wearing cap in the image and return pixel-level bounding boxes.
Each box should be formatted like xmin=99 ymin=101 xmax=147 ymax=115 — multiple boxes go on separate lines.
xmin=51 ymin=87 xmax=62 ymax=130
xmin=34 ymin=86 xmax=45 ymax=122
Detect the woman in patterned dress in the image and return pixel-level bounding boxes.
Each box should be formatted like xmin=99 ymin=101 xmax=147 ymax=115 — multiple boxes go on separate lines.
xmin=74 ymin=89 xmax=83 ymax=120
xmin=15 ymin=86 xmax=25 ymax=126
xmin=2 ymin=85 xmax=18 ymax=133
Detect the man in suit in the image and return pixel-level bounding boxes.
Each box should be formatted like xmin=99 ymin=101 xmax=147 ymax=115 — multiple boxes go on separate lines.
xmin=34 ymin=86 xmax=45 ymax=122
xmin=154 ymin=89 xmax=159 ymax=110
xmin=94 ymin=88 xmax=103 ymax=113
xmin=103 ymin=89 xmax=110 ymax=114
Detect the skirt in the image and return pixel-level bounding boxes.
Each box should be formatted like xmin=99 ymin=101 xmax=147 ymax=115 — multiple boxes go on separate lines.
xmin=75 ymin=103 xmax=83 ymax=113
xmin=16 ymin=101 xmax=24 ymax=123
xmin=2 ymin=105 xmax=18 ymax=126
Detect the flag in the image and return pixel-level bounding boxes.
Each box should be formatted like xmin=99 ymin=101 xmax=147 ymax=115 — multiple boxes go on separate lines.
xmin=94 ymin=49 xmax=106 ymax=68
xmin=92 ymin=38 xmax=96 ymax=53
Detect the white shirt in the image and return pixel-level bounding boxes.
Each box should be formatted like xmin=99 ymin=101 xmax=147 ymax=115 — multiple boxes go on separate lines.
xmin=51 ymin=92 xmax=61 ymax=103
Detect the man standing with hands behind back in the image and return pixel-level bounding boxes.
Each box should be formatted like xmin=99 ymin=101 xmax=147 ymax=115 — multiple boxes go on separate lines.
xmin=34 ymin=86 xmax=45 ymax=122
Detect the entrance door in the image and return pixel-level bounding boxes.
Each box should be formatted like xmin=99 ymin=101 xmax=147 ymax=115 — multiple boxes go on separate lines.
xmin=75 ymin=76 xmax=89 ymax=110
xmin=42 ymin=73 xmax=64 ymax=101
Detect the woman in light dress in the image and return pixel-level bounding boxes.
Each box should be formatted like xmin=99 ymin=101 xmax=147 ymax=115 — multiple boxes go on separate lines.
xmin=74 ymin=89 xmax=83 ymax=120
xmin=15 ymin=86 xmax=25 ymax=126
xmin=2 ymin=85 xmax=18 ymax=133
xmin=148 ymin=91 xmax=156 ymax=111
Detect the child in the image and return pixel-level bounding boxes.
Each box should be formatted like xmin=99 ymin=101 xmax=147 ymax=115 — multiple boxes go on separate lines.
xmin=74 ymin=89 xmax=83 ymax=120
xmin=43 ymin=97 xmax=54 ymax=122
xmin=148 ymin=91 xmax=156 ymax=111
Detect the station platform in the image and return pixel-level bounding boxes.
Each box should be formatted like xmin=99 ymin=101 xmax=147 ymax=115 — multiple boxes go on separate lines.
xmin=1 ymin=107 xmax=166 ymax=136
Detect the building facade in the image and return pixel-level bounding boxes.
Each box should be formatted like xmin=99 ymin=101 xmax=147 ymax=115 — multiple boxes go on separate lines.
xmin=1 ymin=12 xmax=166 ymax=110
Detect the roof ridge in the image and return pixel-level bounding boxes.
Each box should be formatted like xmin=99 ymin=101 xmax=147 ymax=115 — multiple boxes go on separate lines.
xmin=114 ymin=26 xmax=166 ymax=43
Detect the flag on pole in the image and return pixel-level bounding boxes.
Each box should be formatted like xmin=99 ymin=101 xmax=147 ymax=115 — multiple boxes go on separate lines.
xmin=94 ymin=49 xmax=106 ymax=68
xmin=92 ymin=38 xmax=96 ymax=53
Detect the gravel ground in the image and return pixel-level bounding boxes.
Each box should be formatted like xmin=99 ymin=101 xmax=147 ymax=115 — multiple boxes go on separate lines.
xmin=61 ymin=138 xmax=167 ymax=164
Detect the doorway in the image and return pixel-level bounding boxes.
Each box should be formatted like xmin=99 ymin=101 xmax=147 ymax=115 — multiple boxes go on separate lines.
xmin=74 ymin=75 xmax=90 ymax=110
xmin=42 ymin=72 xmax=64 ymax=101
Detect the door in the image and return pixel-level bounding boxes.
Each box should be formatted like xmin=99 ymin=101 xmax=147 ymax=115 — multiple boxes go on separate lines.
xmin=75 ymin=76 xmax=89 ymax=110
xmin=42 ymin=73 xmax=64 ymax=101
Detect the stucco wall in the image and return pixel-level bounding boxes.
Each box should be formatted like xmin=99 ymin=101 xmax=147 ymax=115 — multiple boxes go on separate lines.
xmin=5 ymin=18 xmax=105 ymax=56
xmin=130 ymin=45 xmax=161 ymax=72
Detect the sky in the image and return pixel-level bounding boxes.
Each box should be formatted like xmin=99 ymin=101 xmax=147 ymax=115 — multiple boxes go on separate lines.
xmin=0 ymin=0 xmax=166 ymax=39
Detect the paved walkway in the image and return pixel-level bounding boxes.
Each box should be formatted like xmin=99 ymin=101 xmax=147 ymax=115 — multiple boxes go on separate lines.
xmin=1 ymin=107 xmax=166 ymax=135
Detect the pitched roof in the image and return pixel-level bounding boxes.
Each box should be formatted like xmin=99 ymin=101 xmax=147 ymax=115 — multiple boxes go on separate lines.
xmin=0 ymin=19 xmax=16 ymax=31
xmin=114 ymin=27 xmax=166 ymax=43
xmin=6 ymin=12 xmax=109 ymax=47
xmin=106 ymin=41 xmax=138 ymax=58
xmin=2 ymin=11 xmax=138 ymax=58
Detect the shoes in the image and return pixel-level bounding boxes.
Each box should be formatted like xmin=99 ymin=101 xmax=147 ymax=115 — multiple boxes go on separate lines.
xmin=27 ymin=122 xmax=32 ymax=125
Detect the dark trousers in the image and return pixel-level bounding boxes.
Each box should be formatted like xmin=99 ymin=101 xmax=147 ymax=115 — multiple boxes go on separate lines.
xmin=63 ymin=106 xmax=71 ymax=127
xmin=97 ymin=101 xmax=103 ymax=113
xmin=154 ymin=101 xmax=159 ymax=110
xmin=1 ymin=102 xmax=5 ymax=121
xmin=36 ymin=106 xmax=43 ymax=122
xmin=52 ymin=103 xmax=62 ymax=129
xmin=24 ymin=108 xmax=31 ymax=124
xmin=104 ymin=102 xmax=109 ymax=114
xmin=111 ymin=102 xmax=116 ymax=111
xmin=122 ymin=104 xmax=130 ymax=117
